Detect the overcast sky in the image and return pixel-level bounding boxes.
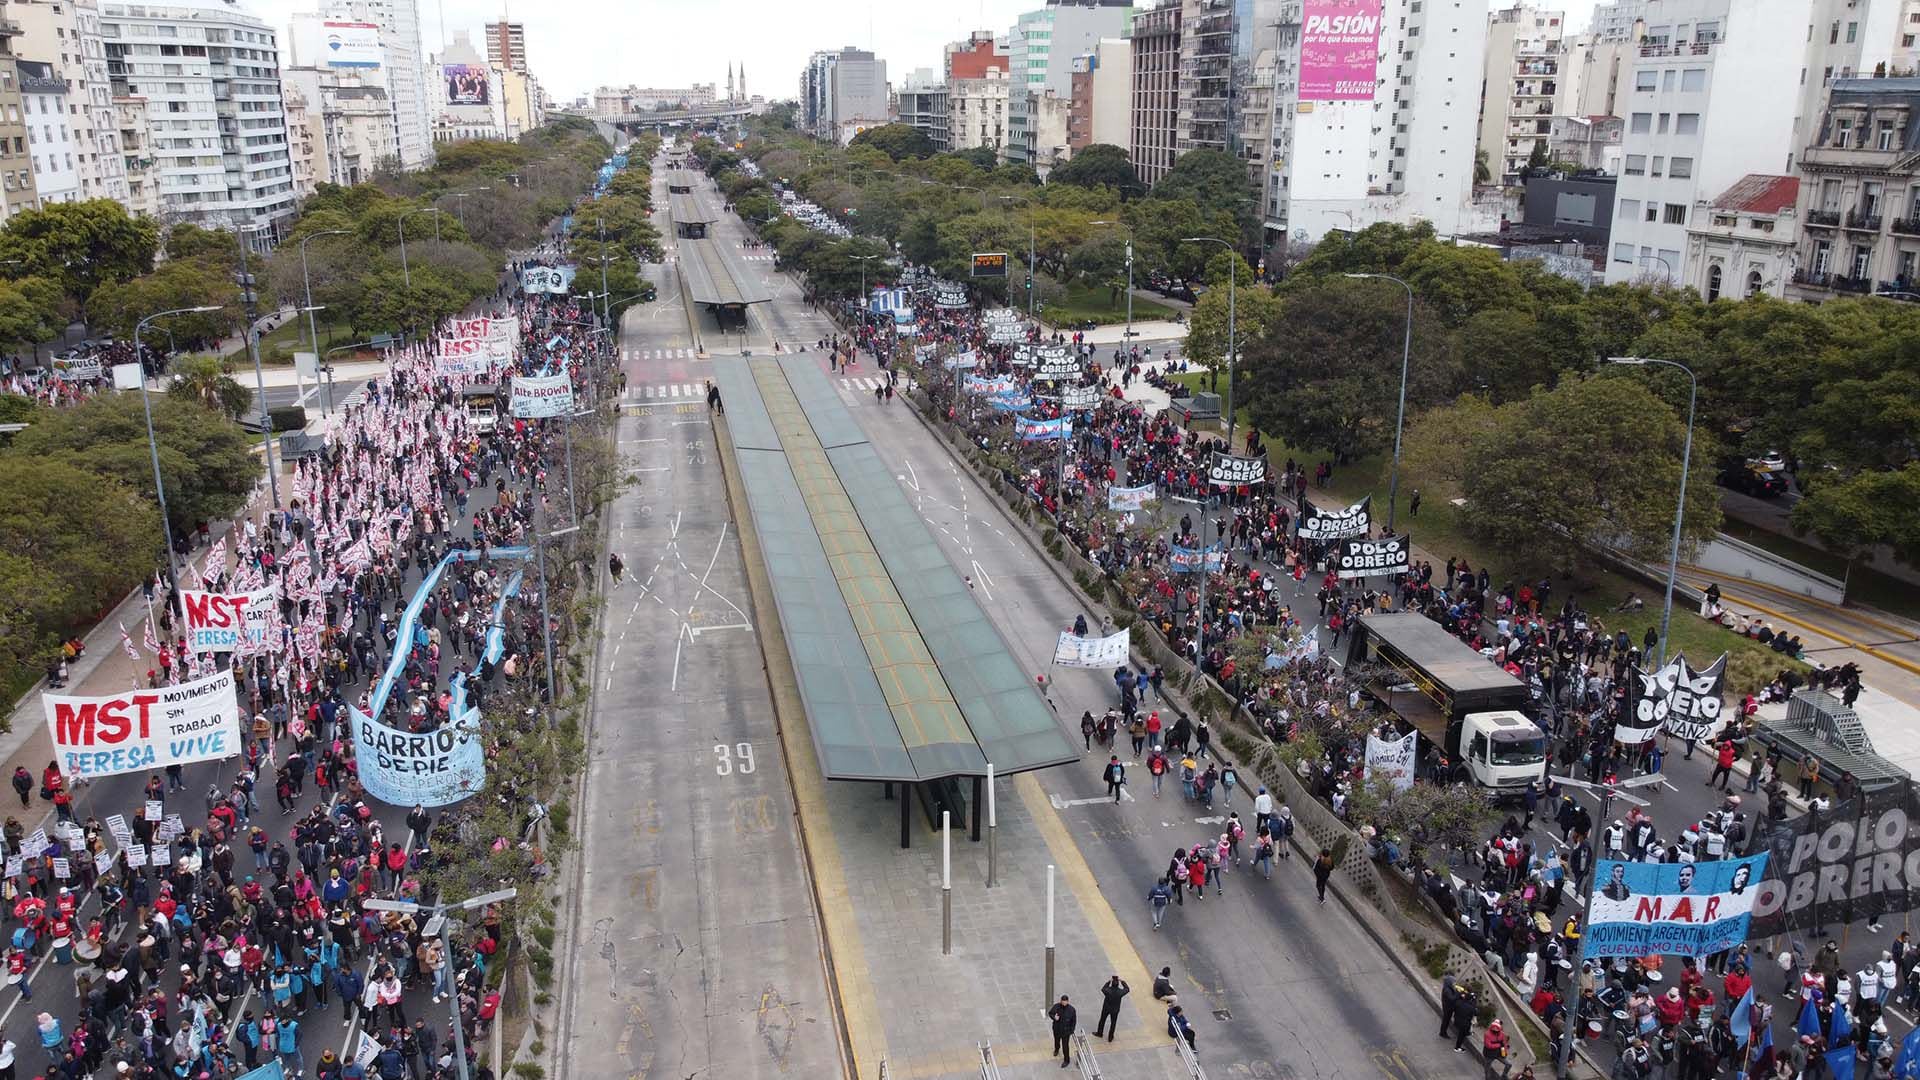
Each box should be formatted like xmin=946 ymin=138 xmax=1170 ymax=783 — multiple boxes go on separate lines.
xmin=251 ymin=0 xmax=1600 ymax=103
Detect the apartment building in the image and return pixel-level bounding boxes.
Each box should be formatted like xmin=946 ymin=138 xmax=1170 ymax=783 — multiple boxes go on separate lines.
xmin=1603 ymin=0 xmax=1816 ymax=284
xmin=428 ymin=32 xmax=502 ymax=143
xmin=1259 ymin=0 xmax=1489 ymax=253
xmin=112 ymin=91 xmax=154 ymax=214
xmin=1129 ymin=1 xmax=1181 ymax=185
xmin=950 ymin=67 xmax=1011 ymax=155
xmin=17 ymin=59 xmax=77 ymax=204
xmin=1788 ymin=78 xmax=1920 ymax=298
xmin=282 ymin=64 xmax=393 ymax=187
xmin=1069 ymin=39 xmax=1132 ymax=151
xmin=282 ymin=79 xmax=315 ymax=196
xmin=290 ymin=0 xmax=436 ymax=172
xmin=100 ymin=0 xmax=297 ymax=241
xmin=898 ymin=77 xmax=950 ymax=152
xmin=1684 ymin=172 xmax=1798 ymax=298
xmin=8 ymin=0 xmax=129 ymax=206
xmin=799 ymin=47 xmax=887 ymax=140
xmin=1477 ymin=4 xmax=1570 ymax=185
xmin=483 ymin=19 xmax=524 ymax=74
xmin=1007 ymin=0 xmax=1135 ymax=164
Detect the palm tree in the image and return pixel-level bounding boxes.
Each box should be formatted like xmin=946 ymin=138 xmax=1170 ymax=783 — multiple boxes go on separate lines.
xmin=166 ymin=355 xmax=251 ymax=419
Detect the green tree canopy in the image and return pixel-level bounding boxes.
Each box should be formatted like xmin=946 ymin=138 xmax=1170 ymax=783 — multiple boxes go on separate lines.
xmin=0 ymin=199 xmax=160 ymax=306
xmin=1403 ymin=376 xmax=1722 ymax=572
xmin=1789 ymin=463 xmax=1920 ymax=566
xmin=166 ymin=356 xmax=252 ymax=420
xmin=1049 ymin=144 xmax=1141 ymax=195
xmin=850 ymin=123 xmax=936 ymax=161
xmin=1149 ymin=149 xmax=1257 ymax=248
xmin=84 ymin=258 xmax=239 ymax=349
xmin=164 ymin=223 xmax=235 ymax=263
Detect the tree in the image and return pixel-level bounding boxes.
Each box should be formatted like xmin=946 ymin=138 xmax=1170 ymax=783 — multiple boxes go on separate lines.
xmin=0 ymin=276 xmax=65 ymax=354
xmin=0 ymin=459 xmax=161 ymax=679
xmin=1475 ymin=148 xmax=1492 ymax=185
xmin=1406 ymin=376 xmax=1722 ymax=573
xmin=850 ymin=123 xmax=935 ymax=161
xmin=9 ymin=394 xmax=258 ymax=534
xmin=1049 ymin=144 xmax=1141 ymax=195
xmin=948 ymin=146 xmax=1000 ymax=171
xmin=1527 ymin=141 xmax=1550 ymax=169
xmin=1186 ymin=283 xmax=1284 ymax=371
xmin=0 ymin=199 xmax=160 ymax=304
xmin=164 ymin=223 xmax=234 ymax=263
xmin=1149 ymin=149 xmax=1257 ymax=246
xmin=1243 ymin=277 xmax=1458 ymax=462
xmin=166 ymin=356 xmax=252 ymax=420
xmin=84 ymin=259 xmax=239 ymax=349
xmin=1789 ymin=463 xmax=1920 ymax=566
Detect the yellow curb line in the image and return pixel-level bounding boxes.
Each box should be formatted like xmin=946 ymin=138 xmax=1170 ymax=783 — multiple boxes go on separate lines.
xmin=1719 ymin=590 xmax=1920 ymax=679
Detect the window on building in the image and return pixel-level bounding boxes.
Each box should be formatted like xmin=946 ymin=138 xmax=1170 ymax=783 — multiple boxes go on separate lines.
xmin=1813 ymin=240 xmax=1833 ymax=273
xmin=1880 ymin=120 xmax=1899 ymax=150
xmin=1620 ymin=198 xmax=1642 ymax=219
xmin=1834 ymin=117 xmax=1853 ymax=146
xmin=1658 ymin=113 xmax=1670 ymax=133
xmin=1652 ymin=155 xmax=1665 ymax=176
xmin=1636 ymin=70 xmax=1656 ymax=91
xmin=1848 ymin=21 xmax=1859 ymax=42
xmin=1676 ymin=113 xmax=1700 ymax=135
xmin=1625 ymin=153 xmax=1646 ymax=175
xmin=1631 ymin=112 xmax=1652 ymax=133
xmin=1831 ymin=20 xmax=1841 ymax=43
xmin=1707 ymin=263 xmax=1722 ymax=301
xmin=1851 ymin=245 xmax=1873 ymax=278
xmin=1613 ymin=242 xmax=1634 ymax=263
xmin=1663 ymin=69 xmax=1678 ymax=91
xmin=1670 ymin=157 xmax=1693 ymax=178
xmin=1664 ymin=203 xmax=1687 ymax=224
xmin=1681 ymin=68 xmax=1706 ymax=91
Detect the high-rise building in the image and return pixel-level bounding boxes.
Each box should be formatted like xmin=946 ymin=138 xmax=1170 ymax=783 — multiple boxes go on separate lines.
xmin=1603 ymin=0 xmax=1838 ymax=285
xmin=112 ymin=92 xmax=156 ymax=215
xmin=282 ymin=65 xmax=395 ymax=187
xmin=898 ymin=70 xmax=951 ymax=152
xmin=100 ymin=0 xmax=297 ymax=241
xmin=331 ymin=0 xmax=433 ymax=170
xmin=483 ymin=19 xmax=525 ymax=74
xmin=1258 ymin=0 xmax=1489 ymax=254
xmin=1788 ymin=78 xmax=1920 ymax=300
xmin=429 ymin=31 xmax=504 ymax=143
xmin=1008 ymin=1 xmax=1137 ymax=164
xmin=1068 ymin=39 xmax=1132 ymax=151
xmin=1477 ymin=5 xmax=1570 ymax=186
xmin=949 ymin=68 xmax=1011 ymax=155
xmin=947 ymin=31 xmax=1006 ymax=80
xmin=18 ymin=60 xmax=81 ymax=205
xmin=1177 ymin=0 xmax=1232 ymax=154
xmin=7 ymin=0 xmax=130 ymax=207
xmin=1589 ymin=0 xmax=1653 ymax=41
xmin=1128 ymin=1 xmax=1182 ymax=185
xmin=799 ymin=46 xmax=887 ymax=142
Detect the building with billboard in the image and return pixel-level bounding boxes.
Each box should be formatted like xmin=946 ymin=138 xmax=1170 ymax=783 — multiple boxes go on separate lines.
xmin=430 ymin=32 xmax=504 ymax=143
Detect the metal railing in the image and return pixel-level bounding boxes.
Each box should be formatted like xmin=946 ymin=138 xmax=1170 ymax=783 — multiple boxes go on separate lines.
xmin=1072 ymin=1033 xmax=1104 ymax=1079
xmin=979 ymin=1042 xmax=1004 ymax=1080
xmin=1174 ymin=1030 xmax=1207 ymax=1079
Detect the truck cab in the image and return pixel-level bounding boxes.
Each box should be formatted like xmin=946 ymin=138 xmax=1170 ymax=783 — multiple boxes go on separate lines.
xmin=1458 ymin=710 xmax=1548 ymax=791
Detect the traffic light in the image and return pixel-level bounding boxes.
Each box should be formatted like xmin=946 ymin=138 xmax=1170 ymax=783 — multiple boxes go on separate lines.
xmin=1025 ymin=275 xmax=1033 ymax=291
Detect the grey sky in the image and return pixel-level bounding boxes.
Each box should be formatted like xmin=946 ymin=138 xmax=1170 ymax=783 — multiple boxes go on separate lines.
xmin=249 ymin=0 xmax=1601 ymax=104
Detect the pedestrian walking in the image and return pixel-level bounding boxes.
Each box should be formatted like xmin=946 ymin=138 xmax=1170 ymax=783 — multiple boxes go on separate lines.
xmin=1148 ymin=878 xmax=1172 ymax=930
xmin=1104 ymin=756 xmax=1126 ymax=802
xmin=1313 ymin=848 xmax=1335 ymax=904
xmin=1048 ymin=995 xmax=1077 ymax=1066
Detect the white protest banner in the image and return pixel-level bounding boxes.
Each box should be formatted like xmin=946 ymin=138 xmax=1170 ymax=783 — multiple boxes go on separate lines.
xmin=2 ymin=857 xmax=18 ymax=878
xmin=126 ymin=844 xmax=147 ymax=868
xmin=355 ymin=1032 xmax=382 ymax=1068
xmin=179 ymin=588 xmax=274 ymax=653
xmin=1052 ymin=628 xmax=1131 ymax=669
xmin=434 ymin=337 xmax=490 ymax=376
xmin=52 ymin=355 xmax=104 ymax=382
xmin=93 ymin=851 xmax=113 ymax=875
xmin=485 ymin=316 xmax=520 ymax=365
xmin=510 ymin=374 xmax=574 ymax=418
xmin=44 ymin=669 xmax=242 ymax=779
xmin=1061 ymin=384 xmax=1100 ymax=412
xmin=446 ymin=317 xmax=492 ymax=340
xmin=1107 ymin=485 xmax=1157 ymax=512
xmin=350 ymin=708 xmax=486 ymax=807
xmin=144 ymin=800 xmax=163 ymax=821
xmin=1299 ymin=497 xmax=1372 ymax=541
xmin=1335 ymin=534 xmax=1411 ymax=579
xmin=1364 ymin=731 xmax=1418 ymax=792
xmin=1208 ymin=453 xmax=1266 ymax=487
xmin=51 ymin=858 xmax=69 ymax=880
xmin=1621 ymin=653 xmax=1729 ymax=745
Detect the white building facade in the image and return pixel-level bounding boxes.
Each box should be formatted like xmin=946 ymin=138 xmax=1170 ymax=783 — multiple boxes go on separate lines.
xmin=1477 ymin=4 xmax=1570 ymax=185
xmin=8 ymin=0 xmax=130 ymax=207
xmin=18 ymin=60 xmax=81 ymax=205
xmin=1007 ymin=1 xmax=1136 ymax=164
xmin=950 ymin=69 xmax=1012 ymax=155
xmin=100 ymin=0 xmax=297 ymax=239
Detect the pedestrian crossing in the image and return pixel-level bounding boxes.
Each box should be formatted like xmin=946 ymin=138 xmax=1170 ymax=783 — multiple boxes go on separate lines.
xmin=626 ymin=347 xmax=698 ymax=361
xmin=838 ymin=376 xmax=917 ymax=392
xmin=628 ymin=383 xmax=708 ymax=402
xmin=740 ymin=254 xmax=776 ymax=262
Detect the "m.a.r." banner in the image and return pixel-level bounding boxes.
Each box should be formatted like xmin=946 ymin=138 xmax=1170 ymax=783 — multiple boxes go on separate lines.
xmin=1585 ymin=853 xmax=1770 ymax=958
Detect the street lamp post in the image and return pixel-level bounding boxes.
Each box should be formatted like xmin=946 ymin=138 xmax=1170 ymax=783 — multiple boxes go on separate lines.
xmin=398 ymin=207 xmax=444 ymax=288
xmin=1609 ymin=356 xmax=1698 ymax=667
xmin=364 ymin=888 xmax=519 ymax=1080
xmin=1344 ymin=273 xmax=1415 ymax=532
xmin=850 ymin=254 xmax=879 ymax=320
xmin=1181 ymin=237 xmax=1238 ymax=452
xmin=134 ymin=305 xmax=222 ymax=606
xmin=1639 ymin=253 xmax=1676 ymax=286
xmin=1090 ymin=220 xmax=1135 ymax=354
xmin=300 ymin=229 xmax=351 ymax=355
xmin=447 ymin=189 xmax=487 ymax=232
xmin=234 ymin=225 xmax=280 ymax=508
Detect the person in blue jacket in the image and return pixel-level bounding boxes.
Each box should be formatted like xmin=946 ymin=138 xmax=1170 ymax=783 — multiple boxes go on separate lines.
xmin=275 ymin=1011 xmax=303 ymax=1077
xmin=236 ymin=1009 xmax=264 ymax=1071
xmin=333 ymin=965 xmax=364 ymax=1024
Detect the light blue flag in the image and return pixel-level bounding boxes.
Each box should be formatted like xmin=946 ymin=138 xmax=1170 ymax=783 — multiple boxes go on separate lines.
xmin=1891 ymin=1026 xmax=1920 ymax=1078
xmin=1797 ymin=996 xmax=1822 ymax=1039
xmin=1729 ymin=987 xmax=1754 ymax=1047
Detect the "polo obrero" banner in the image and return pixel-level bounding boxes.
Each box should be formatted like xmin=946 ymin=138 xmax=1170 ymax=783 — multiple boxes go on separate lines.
xmin=1299 ymin=497 xmax=1371 ymax=540
xmin=1335 ymin=534 xmax=1410 ymax=579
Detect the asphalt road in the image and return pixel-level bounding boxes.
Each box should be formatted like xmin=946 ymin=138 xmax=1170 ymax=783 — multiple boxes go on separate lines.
xmin=551 ymin=155 xmax=839 ymax=1080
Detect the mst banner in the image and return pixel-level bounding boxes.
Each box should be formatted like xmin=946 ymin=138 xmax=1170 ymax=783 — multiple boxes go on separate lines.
xmin=179 ymin=588 xmax=274 ymax=653
xmin=1617 ymin=652 xmax=1730 ymax=745
xmin=1299 ymin=496 xmax=1371 ymax=540
xmin=510 ymin=374 xmax=574 ymax=418
xmin=434 ymin=337 xmax=492 ymax=376
xmin=45 ymin=669 xmax=242 ymax=778
xmin=1586 ymin=853 xmax=1770 ymax=958
xmin=1208 ymin=453 xmax=1266 ymax=487
xmin=1053 ymin=628 xmax=1131 ymax=669
xmin=1336 ymin=534 xmax=1410 ymax=579
xmin=1747 ymin=787 xmax=1920 ymax=937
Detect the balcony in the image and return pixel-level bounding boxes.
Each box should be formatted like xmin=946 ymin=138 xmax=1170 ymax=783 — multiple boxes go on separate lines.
xmin=1638 ymin=41 xmax=1716 ymax=58
xmin=1845 ymin=209 xmax=1884 ymax=231
xmin=1806 ymin=209 xmax=1841 ymax=227
xmin=1798 ymin=269 xmax=1874 ymax=293
xmin=1891 ymin=216 xmax=1920 ymax=236
xmin=1876 ymin=279 xmax=1920 ymax=299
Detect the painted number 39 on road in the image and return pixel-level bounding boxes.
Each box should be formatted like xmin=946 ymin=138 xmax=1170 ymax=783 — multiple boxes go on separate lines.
xmin=713 ymin=742 xmax=756 ymax=775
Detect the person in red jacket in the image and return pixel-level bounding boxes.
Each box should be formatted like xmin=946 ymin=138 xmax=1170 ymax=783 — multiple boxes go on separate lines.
xmin=1708 ymin=738 xmax=1738 ymax=791
xmin=1723 ymin=963 xmax=1753 ymax=1006
xmin=1483 ymin=1018 xmax=1511 ymax=1078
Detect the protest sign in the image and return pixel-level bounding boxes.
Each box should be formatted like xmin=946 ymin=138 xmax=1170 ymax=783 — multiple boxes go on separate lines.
xmin=1052 ymin=629 xmax=1131 ymax=669
xmin=510 ymin=373 xmax=574 ymax=418
xmin=1335 ymin=534 xmax=1411 ymax=579
xmin=1169 ymin=545 xmax=1226 ymax=573
xmin=1364 ymin=731 xmax=1418 ymax=791
xmin=519 ymin=265 xmax=575 ymax=294
xmin=44 ymin=669 xmax=242 ymax=779
xmin=52 ymin=858 xmax=69 ymax=879
xmin=434 ymin=336 xmax=490 ymax=376
xmin=1747 ymin=786 xmax=1920 ymax=936
xmin=1015 ymin=415 xmax=1070 ymax=442
xmin=1061 ymin=384 xmax=1100 ymax=411
xmin=1208 ymin=453 xmax=1266 ymax=487
xmin=179 ymin=588 xmax=274 ymax=653
xmin=1107 ymin=484 xmax=1156 ymax=512
xmin=1618 ymin=653 xmax=1729 ymax=745
xmin=1299 ymin=497 xmax=1372 ymax=540
xmin=1586 ymin=854 xmax=1769 ymax=957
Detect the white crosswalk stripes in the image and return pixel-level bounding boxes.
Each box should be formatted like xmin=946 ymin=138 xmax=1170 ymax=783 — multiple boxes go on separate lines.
xmin=838 ymin=376 xmax=917 ymax=393
xmin=624 ymin=347 xmax=698 ymax=361
xmin=628 ymin=383 xmax=708 ymax=403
